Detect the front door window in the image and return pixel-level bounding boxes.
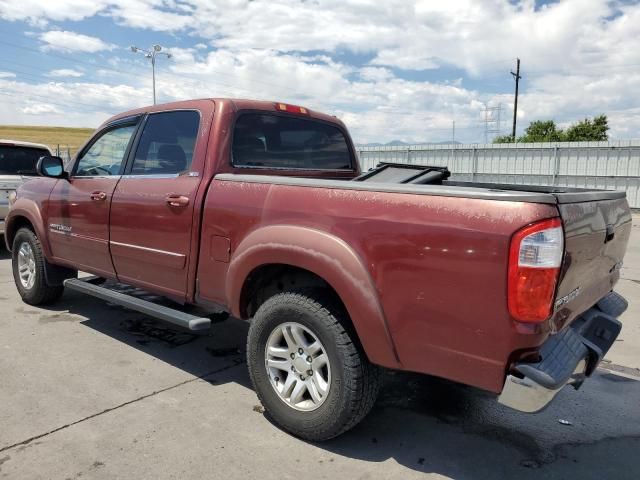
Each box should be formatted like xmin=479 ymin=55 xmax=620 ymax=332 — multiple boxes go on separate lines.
xmin=75 ymin=125 xmax=137 ymax=177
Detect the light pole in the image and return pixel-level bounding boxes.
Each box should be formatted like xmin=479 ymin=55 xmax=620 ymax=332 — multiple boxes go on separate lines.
xmin=130 ymin=44 xmax=172 ymax=105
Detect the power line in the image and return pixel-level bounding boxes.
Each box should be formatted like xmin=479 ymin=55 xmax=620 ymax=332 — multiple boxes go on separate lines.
xmin=0 ymin=40 xmax=520 ymax=139
xmin=0 ymin=66 xmax=291 ymax=108
xmin=0 ymin=38 xmax=313 ymax=100
xmin=0 ymin=38 xmax=320 ymax=109
xmin=0 ymin=90 xmax=119 ymax=112
xmin=0 ymin=38 xmax=143 ymax=80
xmin=0 ymin=36 xmax=514 ymax=116
xmin=0 ymin=67 xmax=488 ymax=130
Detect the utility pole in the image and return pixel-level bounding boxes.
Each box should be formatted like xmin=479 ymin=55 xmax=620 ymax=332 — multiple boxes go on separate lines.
xmin=130 ymin=44 xmax=172 ymax=105
xmin=510 ymin=58 xmax=521 ymax=140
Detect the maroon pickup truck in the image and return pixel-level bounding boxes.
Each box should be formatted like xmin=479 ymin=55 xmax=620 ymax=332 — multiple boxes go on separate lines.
xmin=5 ymin=99 xmax=631 ymax=440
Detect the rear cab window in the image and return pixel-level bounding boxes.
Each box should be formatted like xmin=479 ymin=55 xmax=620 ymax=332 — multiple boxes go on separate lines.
xmin=231 ymin=113 xmax=354 ymax=170
xmin=0 ymin=145 xmax=50 ymax=175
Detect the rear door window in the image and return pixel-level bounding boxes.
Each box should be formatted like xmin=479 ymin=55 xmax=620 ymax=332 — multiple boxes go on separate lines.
xmin=232 ymin=113 xmax=353 ymax=170
xmin=130 ymin=111 xmax=200 ymax=175
xmin=0 ymin=146 xmax=50 ymax=175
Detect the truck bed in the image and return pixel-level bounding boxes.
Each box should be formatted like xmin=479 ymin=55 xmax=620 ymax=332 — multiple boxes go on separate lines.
xmin=204 ymin=169 xmax=629 ymax=390
xmin=216 ymin=172 xmax=625 ymax=205
xmin=353 ymin=162 xmax=626 ymax=204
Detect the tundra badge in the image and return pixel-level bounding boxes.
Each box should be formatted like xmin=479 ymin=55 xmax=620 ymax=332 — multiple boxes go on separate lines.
xmin=555 ymin=287 xmax=581 ymax=309
xmin=49 ymin=223 xmax=72 ymax=233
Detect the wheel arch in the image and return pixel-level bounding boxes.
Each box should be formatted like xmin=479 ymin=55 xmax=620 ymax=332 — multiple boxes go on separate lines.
xmin=4 ymin=203 xmax=48 ymax=255
xmin=226 ymin=225 xmax=401 ymax=369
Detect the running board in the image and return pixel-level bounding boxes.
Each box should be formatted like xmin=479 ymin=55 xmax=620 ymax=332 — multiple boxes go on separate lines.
xmin=63 ymin=278 xmax=211 ymax=331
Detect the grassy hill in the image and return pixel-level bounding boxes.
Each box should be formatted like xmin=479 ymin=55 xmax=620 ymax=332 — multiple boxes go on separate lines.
xmin=0 ymin=125 xmax=95 ymax=156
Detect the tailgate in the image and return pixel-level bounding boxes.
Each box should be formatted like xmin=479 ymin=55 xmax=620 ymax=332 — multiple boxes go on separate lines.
xmin=552 ymin=197 xmax=632 ymax=330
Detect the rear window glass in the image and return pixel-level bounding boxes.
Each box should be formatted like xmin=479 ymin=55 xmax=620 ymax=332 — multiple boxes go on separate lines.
xmin=232 ymin=113 xmax=353 ymax=170
xmin=0 ymin=146 xmax=49 ymax=175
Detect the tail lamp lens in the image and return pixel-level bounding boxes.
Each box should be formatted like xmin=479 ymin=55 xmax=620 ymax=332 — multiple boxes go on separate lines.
xmin=508 ymin=218 xmax=564 ymax=322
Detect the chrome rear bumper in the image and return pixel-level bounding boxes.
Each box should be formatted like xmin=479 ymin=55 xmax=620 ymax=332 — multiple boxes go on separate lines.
xmin=499 ymin=359 xmax=586 ymax=412
xmin=498 ymin=291 xmax=626 ymax=413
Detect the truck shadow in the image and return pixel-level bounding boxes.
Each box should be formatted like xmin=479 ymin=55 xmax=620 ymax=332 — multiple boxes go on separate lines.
xmin=318 ymin=371 xmax=640 ymax=479
xmin=44 ymin=288 xmax=253 ymax=390
xmin=42 ymin=289 xmax=640 ymax=479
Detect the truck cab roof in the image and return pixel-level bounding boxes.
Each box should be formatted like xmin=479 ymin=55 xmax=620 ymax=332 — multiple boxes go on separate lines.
xmin=101 ymin=98 xmax=345 ymax=130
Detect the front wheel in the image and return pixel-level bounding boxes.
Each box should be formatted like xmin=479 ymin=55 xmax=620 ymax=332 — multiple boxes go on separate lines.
xmin=247 ymin=290 xmax=381 ymax=441
xmin=12 ymin=228 xmax=64 ymax=305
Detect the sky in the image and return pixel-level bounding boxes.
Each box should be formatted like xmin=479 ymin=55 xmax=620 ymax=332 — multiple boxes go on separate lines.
xmin=0 ymin=0 xmax=639 ymax=145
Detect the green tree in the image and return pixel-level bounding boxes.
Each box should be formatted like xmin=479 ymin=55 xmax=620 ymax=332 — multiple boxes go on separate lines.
xmin=493 ymin=134 xmax=516 ymax=143
xmin=565 ymin=114 xmax=609 ymax=141
xmin=492 ymin=115 xmax=609 ymax=143
xmin=493 ymin=120 xmax=565 ymax=143
xmin=518 ymin=120 xmax=566 ymax=142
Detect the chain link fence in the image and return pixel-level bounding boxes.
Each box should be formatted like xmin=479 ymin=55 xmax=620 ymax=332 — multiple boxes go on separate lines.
xmin=51 ymin=144 xmax=73 ymax=165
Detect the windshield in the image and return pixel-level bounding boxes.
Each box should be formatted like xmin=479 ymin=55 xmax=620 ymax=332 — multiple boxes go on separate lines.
xmin=0 ymin=145 xmax=50 ymax=175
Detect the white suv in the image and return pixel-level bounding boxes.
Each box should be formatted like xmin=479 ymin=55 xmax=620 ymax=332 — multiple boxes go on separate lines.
xmin=0 ymin=140 xmax=52 ymax=236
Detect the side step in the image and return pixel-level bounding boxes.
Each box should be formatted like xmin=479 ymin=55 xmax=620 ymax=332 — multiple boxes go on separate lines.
xmin=63 ymin=278 xmax=211 ymax=331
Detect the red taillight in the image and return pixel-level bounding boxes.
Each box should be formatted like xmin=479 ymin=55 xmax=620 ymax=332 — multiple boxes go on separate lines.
xmin=508 ymin=218 xmax=564 ymax=322
xmin=275 ymin=103 xmax=309 ymax=115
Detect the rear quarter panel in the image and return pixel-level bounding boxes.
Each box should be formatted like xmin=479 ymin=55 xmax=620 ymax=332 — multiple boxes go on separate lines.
xmin=199 ymin=178 xmax=559 ymax=392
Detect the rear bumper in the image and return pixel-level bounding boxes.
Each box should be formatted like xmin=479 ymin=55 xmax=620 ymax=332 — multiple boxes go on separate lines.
xmin=498 ymin=291 xmax=627 ymax=413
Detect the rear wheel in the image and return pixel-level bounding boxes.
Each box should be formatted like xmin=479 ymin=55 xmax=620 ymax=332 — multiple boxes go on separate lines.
xmin=247 ymin=290 xmax=381 ymax=441
xmin=12 ymin=228 xmax=64 ymax=305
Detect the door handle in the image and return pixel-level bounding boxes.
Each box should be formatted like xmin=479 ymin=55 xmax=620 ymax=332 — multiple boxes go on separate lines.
xmin=166 ymin=194 xmax=190 ymax=207
xmin=90 ymin=191 xmax=107 ymax=201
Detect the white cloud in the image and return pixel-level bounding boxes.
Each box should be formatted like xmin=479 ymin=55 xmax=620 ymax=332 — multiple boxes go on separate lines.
xmin=1 ymin=1 xmax=640 ymax=142
xmin=40 ymin=30 xmax=115 ymax=53
xmin=22 ymin=103 xmax=62 ymax=115
xmin=0 ymin=0 xmax=110 ymax=23
xmin=47 ymin=69 xmax=85 ymax=78
xmin=0 ymin=75 xmax=144 ymax=128
xmin=108 ymin=1 xmax=192 ymax=31
xmin=3 ymin=1 xmax=639 ymax=77
xmin=0 ymin=71 xmax=17 ymax=78
xmin=359 ymin=67 xmax=394 ymax=82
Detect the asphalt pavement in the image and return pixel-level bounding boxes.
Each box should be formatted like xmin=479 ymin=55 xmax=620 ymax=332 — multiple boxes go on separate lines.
xmin=0 ymin=217 xmax=639 ymax=480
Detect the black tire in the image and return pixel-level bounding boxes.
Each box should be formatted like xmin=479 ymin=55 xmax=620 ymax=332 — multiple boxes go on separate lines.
xmin=12 ymin=227 xmax=64 ymax=305
xmin=247 ymin=289 xmax=381 ymax=441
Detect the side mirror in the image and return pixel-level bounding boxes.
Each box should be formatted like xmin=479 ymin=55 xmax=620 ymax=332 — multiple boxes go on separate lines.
xmin=36 ymin=156 xmax=67 ymax=179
